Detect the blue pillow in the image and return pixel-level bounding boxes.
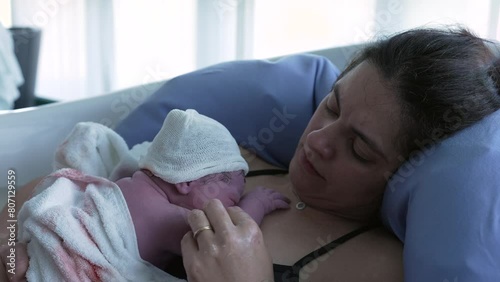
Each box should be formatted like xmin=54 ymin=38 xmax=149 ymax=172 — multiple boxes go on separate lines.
xmin=381 ymin=109 xmax=500 ymax=281
xmin=115 ymin=54 xmax=340 ymax=168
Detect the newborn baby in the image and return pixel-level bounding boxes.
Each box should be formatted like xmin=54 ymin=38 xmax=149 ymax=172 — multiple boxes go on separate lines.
xmin=115 ymin=109 xmax=290 ymax=269
xmin=18 ymin=109 xmax=289 ymax=281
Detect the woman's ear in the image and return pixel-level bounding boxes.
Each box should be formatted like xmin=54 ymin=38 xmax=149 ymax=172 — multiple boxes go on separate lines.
xmin=174 ymin=182 xmax=192 ymax=194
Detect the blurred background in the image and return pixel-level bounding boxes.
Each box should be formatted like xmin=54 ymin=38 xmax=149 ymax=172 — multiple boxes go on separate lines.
xmin=0 ymin=0 xmax=499 ymax=103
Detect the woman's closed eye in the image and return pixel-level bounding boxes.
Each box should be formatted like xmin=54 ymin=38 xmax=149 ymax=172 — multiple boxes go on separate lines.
xmin=352 ymin=140 xmax=372 ymax=163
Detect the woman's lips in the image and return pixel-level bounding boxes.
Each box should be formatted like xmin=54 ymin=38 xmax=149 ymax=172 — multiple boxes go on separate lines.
xmin=300 ymin=150 xmax=324 ymax=179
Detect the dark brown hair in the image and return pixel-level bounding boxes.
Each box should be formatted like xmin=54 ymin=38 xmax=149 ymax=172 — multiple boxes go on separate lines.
xmin=339 ymin=26 xmax=500 ymax=155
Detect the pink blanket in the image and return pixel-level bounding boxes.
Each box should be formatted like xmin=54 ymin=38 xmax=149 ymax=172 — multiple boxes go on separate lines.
xmin=18 ymin=168 xmax=184 ymax=282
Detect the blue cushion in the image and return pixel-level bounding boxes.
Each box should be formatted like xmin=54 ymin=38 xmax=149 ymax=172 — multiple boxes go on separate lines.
xmin=115 ymin=54 xmax=340 ymax=168
xmin=381 ymin=109 xmax=500 ymax=281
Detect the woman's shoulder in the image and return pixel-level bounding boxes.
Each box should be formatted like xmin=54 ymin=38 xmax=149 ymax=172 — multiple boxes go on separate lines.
xmin=355 ymin=226 xmax=403 ymax=262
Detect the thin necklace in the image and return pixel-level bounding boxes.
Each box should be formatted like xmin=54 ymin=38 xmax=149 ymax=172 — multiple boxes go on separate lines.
xmin=291 ymin=187 xmax=307 ymax=210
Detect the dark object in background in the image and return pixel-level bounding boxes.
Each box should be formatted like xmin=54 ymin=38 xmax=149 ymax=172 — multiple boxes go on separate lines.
xmin=9 ymin=27 xmax=41 ymax=109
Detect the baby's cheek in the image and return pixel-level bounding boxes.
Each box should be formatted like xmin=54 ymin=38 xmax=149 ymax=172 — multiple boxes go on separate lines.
xmin=191 ymin=192 xmax=209 ymax=209
xmin=190 ymin=183 xmax=226 ymax=208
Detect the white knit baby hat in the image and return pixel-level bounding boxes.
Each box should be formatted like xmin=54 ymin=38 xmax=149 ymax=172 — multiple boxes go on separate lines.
xmin=139 ymin=109 xmax=249 ymax=183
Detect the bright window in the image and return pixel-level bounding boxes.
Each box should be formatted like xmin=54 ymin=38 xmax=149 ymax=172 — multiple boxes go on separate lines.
xmin=0 ymin=0 xmax=11 ymax=26
xmin=113 ymin=0 xmax=196 ymax=90
xmin=6 ymin=0 xmax=500 ymax=102
xmin=252 ymin=0 xmax=377 ymax=58
xmin=252 ymin=0 xmax=499 ymax=59
xmin=394 ymin=0 xmax=495 ymax=39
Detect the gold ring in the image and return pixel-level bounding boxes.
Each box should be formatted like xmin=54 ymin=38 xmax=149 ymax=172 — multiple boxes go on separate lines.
xmin=193 ymin=225 xmax=212 ymax=239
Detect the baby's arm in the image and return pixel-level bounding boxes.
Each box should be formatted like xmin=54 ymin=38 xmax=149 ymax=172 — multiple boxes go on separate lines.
xmin=117 ymin=175 xmax=191 ymax=264
xmin=148 ymin=204 xmax=191 ymax=256
xmin=237 ymin=186 xmax=289 ymax=225
xmin=128 ymin=201 xmax=191 ymax=270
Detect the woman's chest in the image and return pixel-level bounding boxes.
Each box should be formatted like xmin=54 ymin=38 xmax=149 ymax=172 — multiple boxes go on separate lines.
xmin=244 ymin=174 xmax=360 ymax=266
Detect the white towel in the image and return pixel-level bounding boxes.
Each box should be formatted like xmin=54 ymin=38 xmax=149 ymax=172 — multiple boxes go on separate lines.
xmin=109 ymin=141 xmax=151 ymax=181
xmin=53 ymin=122 xmax=143 ymax=181
xmin=18 ymin=168 xmax=185 ymax=282
xmin=0 ymin=22 xmax=24 ymax=110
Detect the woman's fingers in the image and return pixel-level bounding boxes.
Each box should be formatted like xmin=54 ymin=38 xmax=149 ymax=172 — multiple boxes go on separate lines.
xmin=187 ymin=209 xmax=214 ymax=244
xmin=226 ymin=205 xmax=254 ymax=227
xmin=181 ymin=231 xmax=198 ymax=261
xmin=203 ymin=199 xmax=234 ymax=232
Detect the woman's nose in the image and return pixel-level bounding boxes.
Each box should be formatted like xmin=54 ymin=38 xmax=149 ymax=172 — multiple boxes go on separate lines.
xmin=306 ymin=127 xmax=335 ymax=159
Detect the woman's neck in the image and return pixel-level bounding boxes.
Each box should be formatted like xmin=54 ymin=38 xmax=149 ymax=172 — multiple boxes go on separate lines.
xmin=287 ymin=183 xmax=381 ymax=226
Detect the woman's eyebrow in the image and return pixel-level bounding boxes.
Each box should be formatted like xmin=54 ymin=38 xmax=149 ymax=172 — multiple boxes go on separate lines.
xmin=334 ymin=83 xmax=388 ymax=162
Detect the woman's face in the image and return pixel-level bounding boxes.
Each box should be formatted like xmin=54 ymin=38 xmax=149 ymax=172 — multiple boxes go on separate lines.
xmin=289 ymin=61 xmax=403 ymax=220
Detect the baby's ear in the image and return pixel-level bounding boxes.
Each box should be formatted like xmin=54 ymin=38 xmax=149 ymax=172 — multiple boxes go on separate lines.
xmin=174 ymin=182 xmax=192 ymax=194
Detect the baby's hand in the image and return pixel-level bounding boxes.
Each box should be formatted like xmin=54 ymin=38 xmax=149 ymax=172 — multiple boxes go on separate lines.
xmin=238 ymin=186 xmax=290 ymax=224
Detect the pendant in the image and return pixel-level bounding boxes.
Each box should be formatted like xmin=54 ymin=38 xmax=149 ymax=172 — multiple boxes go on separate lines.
xmin=295 ymin=201 xmax=306 ymax=210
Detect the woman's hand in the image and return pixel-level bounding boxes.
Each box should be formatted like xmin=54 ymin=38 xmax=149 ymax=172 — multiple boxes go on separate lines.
xmin=181 ymin=199 xmax=274 ymax=282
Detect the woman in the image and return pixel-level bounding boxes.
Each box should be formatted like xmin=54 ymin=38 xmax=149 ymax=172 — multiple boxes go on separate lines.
xmin=2 ymin=27 xmax=500 ymax=281
xmin=183 ymin=55 xmax=407 ymax=282
xmin=181 ymin=27 xmax=500 ymax=282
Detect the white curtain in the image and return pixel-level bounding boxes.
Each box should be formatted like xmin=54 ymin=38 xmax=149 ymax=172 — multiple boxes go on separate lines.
xmin=0 ymin=0 xmax=12 ymax=26
xmin=11 ymin=0 xmax=197 ymax=101
xmin=9 ymin=0 xmax=500 ymax=101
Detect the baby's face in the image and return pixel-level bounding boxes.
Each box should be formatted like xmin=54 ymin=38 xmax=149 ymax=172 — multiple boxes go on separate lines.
xmin=186 ymin=170 xmax=246 ymax=209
